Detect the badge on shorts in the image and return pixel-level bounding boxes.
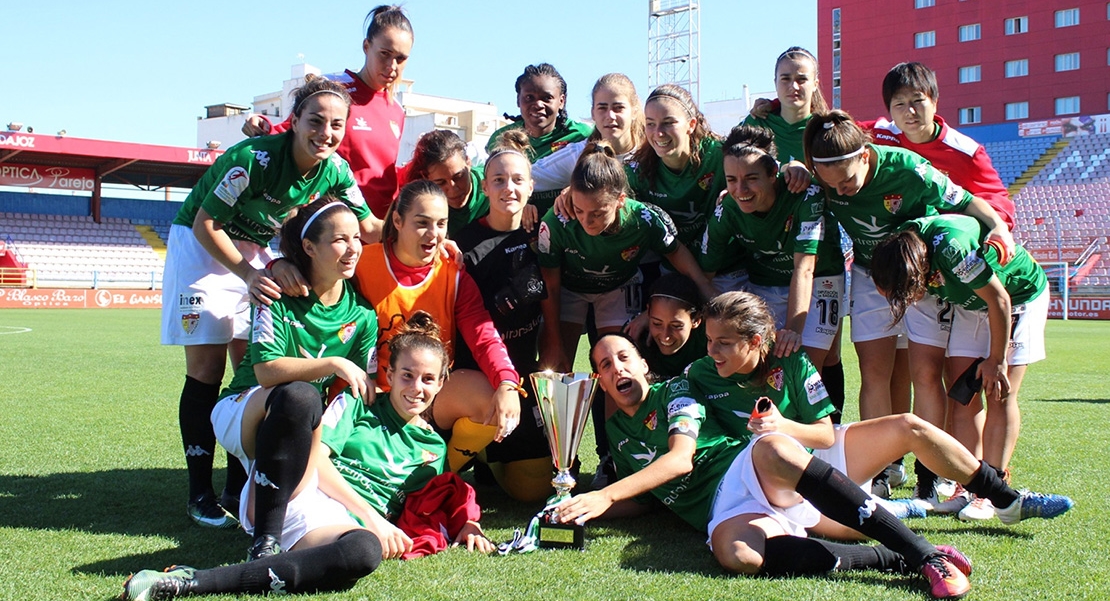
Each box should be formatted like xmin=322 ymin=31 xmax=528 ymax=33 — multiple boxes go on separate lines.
xmin=181 ymin=312 xmax=200 ymax=335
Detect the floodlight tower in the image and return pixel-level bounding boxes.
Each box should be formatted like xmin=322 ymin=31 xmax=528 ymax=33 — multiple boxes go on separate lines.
xmin=647 ymin=0 xmax=701 ymax=104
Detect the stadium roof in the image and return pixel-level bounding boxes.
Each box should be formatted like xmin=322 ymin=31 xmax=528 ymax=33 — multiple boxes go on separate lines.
xmin=0 ymin=130 xmax=223 ymax=191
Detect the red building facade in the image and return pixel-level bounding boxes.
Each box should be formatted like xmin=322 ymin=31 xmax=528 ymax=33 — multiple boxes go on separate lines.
xmin=817 ymin=1 xmax=1110 ymax=126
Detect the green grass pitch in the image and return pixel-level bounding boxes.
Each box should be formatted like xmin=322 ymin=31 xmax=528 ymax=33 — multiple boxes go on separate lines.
xmin=0 ymin=309 xmax=1107 ymax=600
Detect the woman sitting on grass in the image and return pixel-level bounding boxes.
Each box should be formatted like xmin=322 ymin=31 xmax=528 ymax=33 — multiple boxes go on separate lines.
xmin=123 ymin=315 xmax=495 ymax=599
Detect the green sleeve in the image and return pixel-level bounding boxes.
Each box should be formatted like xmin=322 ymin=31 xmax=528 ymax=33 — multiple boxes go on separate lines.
xmin=699 ymin=197 xmax=733 ymax=272
xmin=348 ymin=305 xmax=379 ymax=379
xmin=330 ymin=157 xmax=372 ymax=222
xmin=936 ymin=232 xmax=994 ymax=289
xmin=321 ymin=392 xmax=360 ymax=456
xmin=907 ymin=155 xmax=974 ymax=213
xmin=198 ymin=146 xmax=260 ymax=225
xmin=784 ymin=352 xmax=836 ymax=423
xmin=535 ymin=209 xmax=565 ymax=269
xmin=792 ymin=187 xmax=827 ymax=255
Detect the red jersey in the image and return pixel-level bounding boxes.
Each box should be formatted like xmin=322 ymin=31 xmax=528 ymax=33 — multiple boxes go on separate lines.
xmin=269 ymin=69 xmax=404 ymax=219
xmin=864 ymin=115 xmax=1014 ymax=229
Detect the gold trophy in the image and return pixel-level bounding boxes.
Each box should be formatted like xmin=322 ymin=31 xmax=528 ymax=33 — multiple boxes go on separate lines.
xmin=529 ymin=370 xmax=599 ymax=549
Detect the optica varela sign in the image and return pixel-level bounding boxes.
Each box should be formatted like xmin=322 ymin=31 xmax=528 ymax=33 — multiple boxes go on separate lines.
xmin=0 ymin=163 xmax=95 ymax=191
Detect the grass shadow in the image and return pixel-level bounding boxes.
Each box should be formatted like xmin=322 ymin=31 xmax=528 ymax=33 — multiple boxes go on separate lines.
xmin=1036 ymin=397 xmax=1110 ymax=405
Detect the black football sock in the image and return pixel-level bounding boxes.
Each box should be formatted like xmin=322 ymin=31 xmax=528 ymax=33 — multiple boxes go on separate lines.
xmin=761 ymin=536 xmax=907 ymax=575
xmin=822 ymin=361 xmax=845 ymax=425
xmin=914 ymin=459 xmax=939 ymax=493
xmin=964 ymin=460 xmax=1020 ymax=508
xmin=224 ymin=453 xmax=247 ymax=501
xmin=192 ymin=529 xmax=382 ymax=594
xmin=795 ymin=457 xmax=937 ymax=570
xmin=251 ymin=382 xmax=322 ymax=546
xmin=179 ymin=376 xmax=221 ymax=499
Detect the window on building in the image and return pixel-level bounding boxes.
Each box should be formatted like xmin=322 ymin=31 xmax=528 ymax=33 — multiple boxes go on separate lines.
xmin=915 ymin=0 xmax=935 ymax=7
xmin=1055 ymin=52 xmax=1081 ymax=71
xmin=1055 ymin=8 xmax=1080 ymax=27
xmin=959 ymin=66 xmax=982 ymax=83
xmin=914 ymin=31 xmax=936 ymax=48
xmin=1005 ymin=16 xmax=1029 ymax=34
xmin=959 ymin=107 xmax=982 ymax=125
xmin=959 ymin=24 xmax=981 ymax=41
xmin=1005 ymin=59 xmax=1029 ymax=77
xmin=1005 ymin=102 xmax=1029 ymax=120
xmin=1055 ymin=96 xmax=1081 ymax=115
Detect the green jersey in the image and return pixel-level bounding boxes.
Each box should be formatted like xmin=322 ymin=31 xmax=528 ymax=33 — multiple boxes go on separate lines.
xmin=536 ymin=198 xmax=679 ymax=294
xmin=641 ymin=325 xmax=707 ymax=380
xmin=485 ymin=118 xmax=593 ymax=217
xmin=742 ymin=112 xmax=810 ymax=165
xmin=607 ymin=378 xmax=744 ymax=531
xmin=685 ymin=351 xmax=836 ymax=446
xmin=902 ymin=215 xmax=1047 ymax=310
xmin=825 ymin=145 xmax=973 ymax=268
xmin=626 ymin=138 xmax=727 ymax=253
xmin=222 ymin=280 xmax=378 ymax=399
xmin=447 ymin=166 xmax=489 ymax=238
xmin=701 ymin=180 xmax=843 ymax=286
xmin=322 ymin=391 xmax=446 ymax=521
xmin=174 ymin=133 xmax=371 ymax=246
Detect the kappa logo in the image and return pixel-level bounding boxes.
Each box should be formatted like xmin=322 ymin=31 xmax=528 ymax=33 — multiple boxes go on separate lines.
xmin=640 ymin=208 xmax=654 ymax=224
xmin=932 ymin=233 xmax=945 ymax=249
xmin=914 ymin=162 xmax=930 ymax=181
xmin=698 ymin=172 xmax=715 ymax=190
xmin=352 ymin=117 xmax=372 ymax=131
xmin=268 ymin=568 xmax=286 ymax=594
xmin=643 ymin=409 xmax=658 ymax=430
xmin=806 ymin=184 xmax=822 ymax=197
xmin=184 ymin=445 xmax=210 ymax=457
xmin=181 ymin=312 xmax=200 ymax=335
xmin=767 ymin=366 xmax=784 ymax=391
xmin=254 ymin=470 xmax=279 ymax=489
xmin=337 ymin=321 xmax=357 ymax=344
xmin=252 ymin=150 xmax=270 ymax=169
xmin=858 ymin=498 xmax=877 ymax=525
xmin=714 ymin=200 xmax=724 ymax=220
xmin=883 ymin=194 xmax=902 ymax=214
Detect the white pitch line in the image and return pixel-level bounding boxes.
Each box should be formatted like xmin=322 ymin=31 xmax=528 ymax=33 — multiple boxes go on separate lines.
xmin=0 ymin=326 xmax=32 ymax=335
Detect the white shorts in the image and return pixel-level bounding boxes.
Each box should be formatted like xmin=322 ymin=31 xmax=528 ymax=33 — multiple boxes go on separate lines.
xmin=706 ymin=425 xmax=858 ymax=547
xmin=849 ymin=264 xmax=905 ymax=343
xmin=211 ymin=386 xmax=260 ymax=473
xmin=903 ymin=296 xmax=953 ymax=349
xmin=947 ymin=288 xmax=1048 ymax=366
xmin=240 ymin=470 xmax=360 ymax=550
xmin=748 ymin=274 xmax=845 ymax=351
xmin=561 ymin=275 xmax=641 ymax=329
xmin=161 ymin=224 xmax=275 ymax=346
xmin=712 ymin=268 xmax=750 ymax=294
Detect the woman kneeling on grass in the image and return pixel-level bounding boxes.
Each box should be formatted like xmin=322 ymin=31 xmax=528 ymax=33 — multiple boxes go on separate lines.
xmin=121 ymin=203 xmax=492 ymax=600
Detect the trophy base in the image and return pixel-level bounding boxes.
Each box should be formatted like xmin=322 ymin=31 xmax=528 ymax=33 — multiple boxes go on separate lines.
xmin=537 ymin=521 xmax=585 ymax=550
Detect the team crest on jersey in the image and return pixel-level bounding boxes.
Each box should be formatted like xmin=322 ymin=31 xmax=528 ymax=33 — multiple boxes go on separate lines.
xmin=338 ymin=321 xmax=357 ymax=344
xmin=252 ymin=150 xmax=270 ymax=169
xmin=883 ymin=195 xmax=902 ymax=214
xmin=927 ymin=270 xmax=945 ymax=288
xmin=181 ymin=312 xmax=200 ymax=335
xmin=698 ymin=172 xmax=715 ymax=190
xmin=537 ymin=221 xmax=551 ymax=253
xmin=390 ymin=120 xmax=401 ymax=138
xmin=421 ymin=449 xmax=440 ymax=465
xmin=620 ymin=245 xmax=640 ymax=262
xmin=551 ymin=140 xmax=570 ymax=153
xmin=643 ymin=410 xmax=658 ymax=431
xmin=767 ymin=366 xmax=784 ymax=391
xmin=215 ymin=167 xmax=250 ymax=207
xmin=783 ymin=215 xmax=794 ymax=233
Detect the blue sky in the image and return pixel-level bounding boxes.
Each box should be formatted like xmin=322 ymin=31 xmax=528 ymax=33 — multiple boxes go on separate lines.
xmin=2 ymin=1 xmax=816 ymax=147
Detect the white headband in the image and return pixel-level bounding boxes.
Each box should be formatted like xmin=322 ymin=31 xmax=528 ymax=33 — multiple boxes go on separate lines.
xmin=300 ymin=202 xmax=346 ymax=239
xmin=811 ymin=146 xmax=867 ymax=163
